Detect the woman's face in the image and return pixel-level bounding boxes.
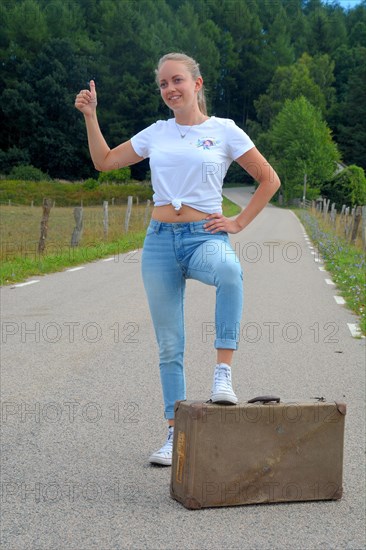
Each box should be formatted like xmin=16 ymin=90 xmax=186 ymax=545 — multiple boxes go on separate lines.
xmin=157 ymin=60 xmax=202 ymax=113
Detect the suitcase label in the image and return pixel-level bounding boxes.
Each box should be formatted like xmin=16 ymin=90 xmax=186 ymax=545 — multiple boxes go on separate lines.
xmin=176 ymin=431 xmax=186 ymax=484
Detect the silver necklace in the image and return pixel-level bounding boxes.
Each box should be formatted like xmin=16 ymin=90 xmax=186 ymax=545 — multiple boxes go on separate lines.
xmin=175 ymin=121 xmax=194 ymax=139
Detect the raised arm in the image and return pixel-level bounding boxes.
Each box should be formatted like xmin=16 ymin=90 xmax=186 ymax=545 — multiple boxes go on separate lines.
xmin=74 ymin=80 xmax=143 ymax=171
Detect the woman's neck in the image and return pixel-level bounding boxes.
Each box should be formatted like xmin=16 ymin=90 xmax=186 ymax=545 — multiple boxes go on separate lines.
xmin=174 ymin=109 xmax=209 ymax=126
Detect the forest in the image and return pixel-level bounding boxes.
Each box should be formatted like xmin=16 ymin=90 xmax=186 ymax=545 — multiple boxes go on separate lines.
xmin=0 ymin=0 xmax=365 ymax=202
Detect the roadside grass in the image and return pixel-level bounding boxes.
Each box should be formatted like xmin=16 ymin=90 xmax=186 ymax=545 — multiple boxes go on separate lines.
xmin=295 ymin=208 xmax=366 ymax=336
xmin=0 ymin=232 xmax=147 ymax=284
xmin=0 ymin=196 xmax=241 ymax=285
xmin=0 ymin=179 xmax=152 ymax=206
xmin=222 ymin=195 xmax=241 ymax=218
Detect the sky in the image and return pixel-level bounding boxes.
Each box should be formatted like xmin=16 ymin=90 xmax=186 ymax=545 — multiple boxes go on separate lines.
xmin=329 ymin=0 xmax=363 ymax=7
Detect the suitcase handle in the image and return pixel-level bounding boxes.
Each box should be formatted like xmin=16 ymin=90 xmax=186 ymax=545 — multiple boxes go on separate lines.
xmin=247 ymin=395 xmax=280 ymax=404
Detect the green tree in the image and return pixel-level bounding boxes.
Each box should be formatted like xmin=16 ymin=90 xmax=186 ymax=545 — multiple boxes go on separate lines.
xmin=261 ymin=96 xmax=340 ymax=204
xmin=259 ymin=2 xmax=295 ymax=70
xmin=306 ymin=0 xmax=333 ymax=55
xmin=0 ymin=37 xmax=97 ymax=178
xmin=209 ymin=0 xmax=265 ymax=125
xmin=347 ymin=2 xmax=366 ymax=47
xmin=254 ymin=57 xmax=327 ymax=129
xmin=300 ymin=53 xmax=336 ymax=114
xmin=336 ymin=48 xmax=366 ymax=169
xmin=0 ymin=0 xmax=363 ymax=180
xmin=286 ymin=1 xmax=311 ymax=59
xmin=6 ymin=0 xmax=48 ymax=55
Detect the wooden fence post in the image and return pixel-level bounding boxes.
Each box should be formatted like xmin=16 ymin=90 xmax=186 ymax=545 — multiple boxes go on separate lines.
xmin=340 ymin=205 xmax=346 ymax=224
xmin=344 ymin=207 xmax=351 ymax=239
xmin=144 ymin=199 xmax=151 ymax=227
xmin=330 ymin=203 xmax=336 ymax=227
xmin=351 ymin=205 xmax=362 ymax=244
xmin=71 ymin=206 xmax=83 ymax=247
xmin=323 ymin=198 xmax=330 ymax=220
xmin=124 ymin=195 xmax=133 ymax=232
xmin=103 ymin=200 xmax=108 ymax=238
xmin=38 ymin=198 xmax=53 ymax=253
xmin=362 ymin=206 xmax=366 ymax=250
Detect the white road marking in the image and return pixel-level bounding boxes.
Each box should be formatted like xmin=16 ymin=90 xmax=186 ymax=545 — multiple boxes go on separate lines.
xmin=102 ymin=257 xmax=115 ymax=262
xmin=334 ymin=296 xmax=346 ymax=305
xmin=66 ymin=267 xmax=85 ymax=272
xmin=325 ymin=279 xmax=335 ymax=285
xmin=13 ymin=280 xmax=40 ymax=288
xmin=347 ymin=323 xmax=365 ymax=338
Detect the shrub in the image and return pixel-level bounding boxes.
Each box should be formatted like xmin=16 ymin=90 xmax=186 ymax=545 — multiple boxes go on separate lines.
xmin=321 ymin=165 xmax=366 ymax=209
xmin=83 ymin=178 xmax=99 ymax=190
xmin=98 ymin=167 xmax=131 ymax=184
xmin=0 ymin=147 xmax=31 ymax=174
xmin=293 ymin=184 xmax=321 ymax=200
xmin=9 ymin=165 xmax=51 ymax=182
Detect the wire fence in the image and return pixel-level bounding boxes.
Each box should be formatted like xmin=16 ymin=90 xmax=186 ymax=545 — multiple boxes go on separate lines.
xmin=300 ymin=198 xmax=366 ymax=250
xmin=0 ymin=197 xmax=151 ymax=260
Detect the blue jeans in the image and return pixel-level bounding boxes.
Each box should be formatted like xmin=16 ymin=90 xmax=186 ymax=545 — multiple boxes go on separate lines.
xmin=141 ymin=219 xmax=243 ymax=419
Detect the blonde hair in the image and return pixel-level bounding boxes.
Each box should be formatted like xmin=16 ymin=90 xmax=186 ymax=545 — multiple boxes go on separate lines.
xmin=155 ymin=52 xmax=208 ymax=116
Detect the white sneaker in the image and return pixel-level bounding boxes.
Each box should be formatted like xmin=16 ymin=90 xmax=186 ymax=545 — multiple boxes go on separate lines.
xmin=211 ymin=363 xmax=238 ymax=404
xmin=149 ymin=426 xmax=174 ymax=466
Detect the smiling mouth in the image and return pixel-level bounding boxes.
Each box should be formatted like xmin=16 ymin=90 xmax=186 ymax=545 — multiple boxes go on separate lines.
xmin=169 ymin=95 xmax=181 ymax=101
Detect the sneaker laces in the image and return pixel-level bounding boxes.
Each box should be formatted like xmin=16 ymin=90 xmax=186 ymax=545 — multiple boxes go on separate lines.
xmin=156 ymin=428 xmax=174 ymax=456
xmin=213 ymin=364 xmax=232 ymax=389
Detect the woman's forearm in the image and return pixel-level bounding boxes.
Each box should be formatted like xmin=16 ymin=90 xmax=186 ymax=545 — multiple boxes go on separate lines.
xmin=83 ymin=112 xmax=111 ymax=171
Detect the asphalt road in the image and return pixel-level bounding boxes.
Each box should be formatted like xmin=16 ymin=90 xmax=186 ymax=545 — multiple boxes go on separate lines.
xmin=1 ymin=186 xmax=365 ymax=549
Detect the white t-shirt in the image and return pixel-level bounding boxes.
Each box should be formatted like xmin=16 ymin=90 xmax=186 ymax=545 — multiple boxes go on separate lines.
xmin=130 ymin=116 xmax=255 ymax=214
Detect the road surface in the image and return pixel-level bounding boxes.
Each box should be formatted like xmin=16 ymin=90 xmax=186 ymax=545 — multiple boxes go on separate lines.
xmin=1 ymin=186 xmax=365 ymax=549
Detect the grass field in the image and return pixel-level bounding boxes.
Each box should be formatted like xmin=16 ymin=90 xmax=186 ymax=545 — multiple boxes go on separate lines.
xmin=0 ymin=196 xmax=241 ymax=284
xmin=1 ymin=201 xmax=149 ymax=260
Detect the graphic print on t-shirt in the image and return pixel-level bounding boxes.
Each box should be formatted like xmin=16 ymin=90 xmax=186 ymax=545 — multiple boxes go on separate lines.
xmin=196 ymin=137 xmax=221 ymax=150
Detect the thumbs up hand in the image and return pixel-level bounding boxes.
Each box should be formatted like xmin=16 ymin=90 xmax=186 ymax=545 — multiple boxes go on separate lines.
xmin=75 ymin=80 xmax=97 ymax=116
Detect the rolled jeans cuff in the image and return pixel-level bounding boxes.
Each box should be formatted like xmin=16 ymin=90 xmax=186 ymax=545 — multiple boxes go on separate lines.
xmin=214 ymin=338 xmax=238 ymax=350
xmin=164 ymin=408 xmax=176 ymax=420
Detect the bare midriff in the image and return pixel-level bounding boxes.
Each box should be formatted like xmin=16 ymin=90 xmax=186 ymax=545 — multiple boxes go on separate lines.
xmin=151 ymin=204 xmax=209 ymax=223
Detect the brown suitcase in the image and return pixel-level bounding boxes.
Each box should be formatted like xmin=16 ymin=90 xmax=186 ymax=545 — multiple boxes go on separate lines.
xmin=170 ymin=397 xmax=346 ymax=509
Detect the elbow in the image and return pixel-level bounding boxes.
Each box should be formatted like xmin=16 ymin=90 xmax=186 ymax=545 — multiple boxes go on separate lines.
xmin=271 ymin=171 xmax=281 ymax=192
xmin=94 ymin=151 xmax=112 ymax=172
xmin=94 ymin=160 xmax=111 ymax=172
xmin=259 ymin=175 xmax=281 ymax=193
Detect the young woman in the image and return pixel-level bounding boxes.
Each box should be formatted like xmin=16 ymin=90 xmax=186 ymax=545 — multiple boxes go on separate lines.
xmin=75 ymin=52 xmax=281 ymax=466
